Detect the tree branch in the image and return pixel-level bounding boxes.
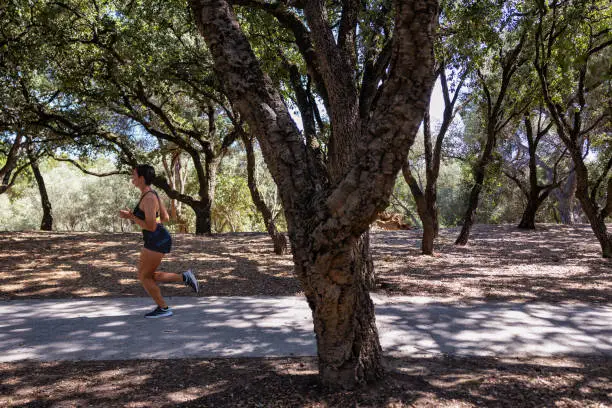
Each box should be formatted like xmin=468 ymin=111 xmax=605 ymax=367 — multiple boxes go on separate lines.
xmin=51 ymin=156 xmax=128 ymax=177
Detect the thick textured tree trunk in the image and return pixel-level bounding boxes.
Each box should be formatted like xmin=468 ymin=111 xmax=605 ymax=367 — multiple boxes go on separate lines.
xmin=359 ymin=231 xmax=375 ymax=290
xmin=296 ymin=237 xmax=383 ymax=386
xmin=190 ymin=0 xmax=438 ymax=387
xmin=30 ymin=158 xmax=53 ymax=231
xmin=242 ymin=133 xmax=288 ymax=255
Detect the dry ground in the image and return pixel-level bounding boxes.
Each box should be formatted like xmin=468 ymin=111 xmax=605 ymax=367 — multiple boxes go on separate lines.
xmin=1 ymin=357 xmax=610 ymax=407
xmin=1 ymin=224 xmax=611 ymax=407
xmin=0 ymin=224 xmax=609 ymax=303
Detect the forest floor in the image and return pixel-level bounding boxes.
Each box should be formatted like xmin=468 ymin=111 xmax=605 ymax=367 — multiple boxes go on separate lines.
xmin=0 ymin=224 xmax=611 ymax=407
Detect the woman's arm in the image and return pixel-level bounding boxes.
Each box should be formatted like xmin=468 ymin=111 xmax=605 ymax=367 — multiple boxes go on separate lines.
xmin=158 ymin=195 xmax=170 ymax=223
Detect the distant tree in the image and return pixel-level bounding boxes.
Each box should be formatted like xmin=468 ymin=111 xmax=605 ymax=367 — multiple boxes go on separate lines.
xmin=452 ymin=0 xmax=532 ymax=245
xmin=27 ymin=0 xmax=235 ymax=234
xmin=24 ymin=138 xmax=53 ymax=230
xmin=240 ymin=129 xmax=287 ymax=254
xmin=403 ymin=65 xmax=468 ymax=254
xmin=501 ymin=109 xmax=568 ymax=229
xmin=534 ymin=0 xmax=612 ymax=257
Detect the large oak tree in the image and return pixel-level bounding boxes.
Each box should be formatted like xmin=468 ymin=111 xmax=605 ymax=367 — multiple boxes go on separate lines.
xmin=189 ymin=0 xmax=438 ymax=387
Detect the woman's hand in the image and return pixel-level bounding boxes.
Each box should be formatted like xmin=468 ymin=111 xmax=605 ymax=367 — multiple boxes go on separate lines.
xmin=119 ymin=209 xmax=133 ymax=220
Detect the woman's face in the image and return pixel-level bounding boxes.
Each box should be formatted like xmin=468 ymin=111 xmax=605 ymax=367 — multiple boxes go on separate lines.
xmin=131 ymin=169 xmax=141 ymax=187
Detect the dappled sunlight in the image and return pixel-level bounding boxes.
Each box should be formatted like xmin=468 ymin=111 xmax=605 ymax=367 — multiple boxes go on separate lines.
xmin=374 ymin=301 xmax=612 ymax=358
xmin=0 ymin=297 xmax=317 ymax=362
xmin=1 ymin=297 xmax=609 ymax=365
xmin=2 ymin=224 xmax=608 ymax=302
xmin=0 ymin=230 xmax=300 ymax=300
xmin=373 ymin=224 xmax=611 ymax=303
xmin=2 ymin=356 xmax=608 ymax=407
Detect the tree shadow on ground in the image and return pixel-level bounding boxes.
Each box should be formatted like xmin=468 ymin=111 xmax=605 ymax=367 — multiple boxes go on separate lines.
xmin=372 ymin=224 xmax=612 ymax=303
xmin=1 ymin=355 xmax=609 ymax=407
xmin=0 ymin=231 xmax=300 ymax=300
xmin=0 ymin=297 xmax=315 ymax=362
xmin=1 ymin=224 xmax=609 ymax=302
xmin=375 ymin=302 xmax=612 ymax=357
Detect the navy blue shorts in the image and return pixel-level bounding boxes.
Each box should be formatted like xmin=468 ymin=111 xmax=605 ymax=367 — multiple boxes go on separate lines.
xmin=142 ymin=224 xmax=172 ymax=254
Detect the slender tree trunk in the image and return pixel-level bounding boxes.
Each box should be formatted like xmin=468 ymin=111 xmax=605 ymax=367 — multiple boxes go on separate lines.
xmin=516 ymin=115 xmax=552 ymax=231
xmin=518 ymin=195 xmax=540 ymax=229
xmin=518 ymin=187 xmax=554 ymax=230
xmin=553 ymin=171 xmax=577 ymax=224
xmin=402 ymin=161 xmax=436 ymax=254
xmin=424 ymin=178 xmax=439 ymax=248
xmin=242 ymin=133 xmax=288 ymax=254
xmin=0 ymin=133 xmax=24 ymax=192
xmin=456 ymin=36 xmax=525 ymax=245
xmin=28 ymin=154 xmax=53 ymax=231
xmin=533 ymin=1 xmax=611 ymax=257
xmin=578 ymin=195 xmax=611 ymax=257
xmin=455 ymin=163 xmax=486 ymax=245
xmin=572 ymin=156 xmax=612 ymax=258
xmin=193 ymin=200 xmax=212 ymax=235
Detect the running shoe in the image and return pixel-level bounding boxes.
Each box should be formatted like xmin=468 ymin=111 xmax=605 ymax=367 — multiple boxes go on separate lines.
xmin=183 ymin=269 xmax=199 ymax=294
xmin=144 ymin=306 xmax=173 ymax=318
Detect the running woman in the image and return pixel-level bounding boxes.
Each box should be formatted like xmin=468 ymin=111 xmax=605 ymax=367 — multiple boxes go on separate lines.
xmin=119 ymin=164 xmax=199 ymax=318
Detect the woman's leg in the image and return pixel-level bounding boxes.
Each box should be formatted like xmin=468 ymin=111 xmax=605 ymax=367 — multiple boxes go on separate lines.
xmin=138 ymin=248 xmax=169 ymax=308
xmin=153 ymin=271 xmax=182 ymax=283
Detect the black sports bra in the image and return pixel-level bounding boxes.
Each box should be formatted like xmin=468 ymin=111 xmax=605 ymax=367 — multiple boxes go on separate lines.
xmin=133 ymin=190 xmax=161 ymax=222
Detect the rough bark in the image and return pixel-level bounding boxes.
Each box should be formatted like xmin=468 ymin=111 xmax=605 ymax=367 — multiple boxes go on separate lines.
xmin=190 ymin=0 xmax=438 ymax=387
